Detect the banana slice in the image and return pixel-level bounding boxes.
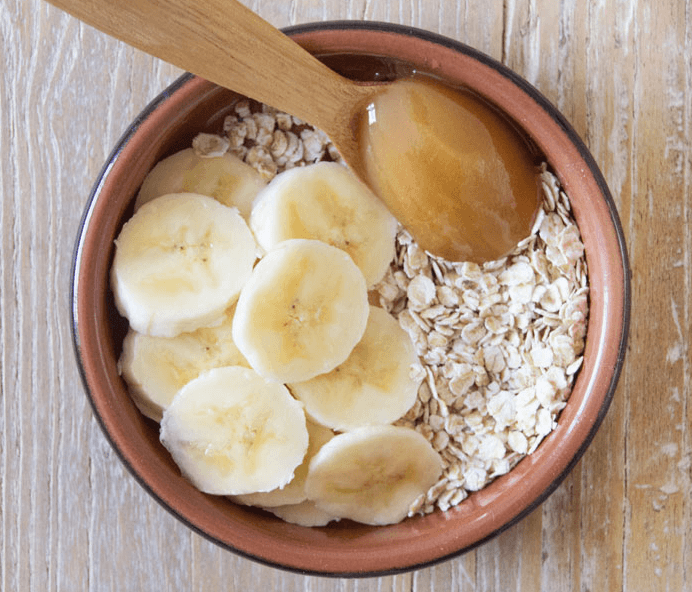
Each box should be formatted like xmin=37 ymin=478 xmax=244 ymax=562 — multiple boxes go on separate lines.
xmin=111 ymin=193 xmax=257 ymax=338
xmin=305 ymin=425 xmax=443 ymax=525
xmin=135 ymin=148 xmax=266 ymax=219
xmin=233 ymin=419 xmax=334 ymax=508
xmin=249 ymin=161 xmax=397 ymax=287
xmin=289 ymin=306 xmax=422 ymax=431
xmin=160 ymin=365 xmax=309 ymax=495
xmin=232 ymin=238 xmax=369 ymax=383
xmin=267 ymin=501 xmax=340 ymax=527
xmin=118 ymin=306 xmax=249 ymax=423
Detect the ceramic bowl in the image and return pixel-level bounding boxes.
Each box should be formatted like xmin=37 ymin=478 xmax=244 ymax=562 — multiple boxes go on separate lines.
xmin=71 ymin=21 xmax=630 ymax=576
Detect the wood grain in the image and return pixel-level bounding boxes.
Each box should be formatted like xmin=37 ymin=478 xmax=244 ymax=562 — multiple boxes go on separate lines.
xmin=2 ymin=0 xmax=690 ymax=590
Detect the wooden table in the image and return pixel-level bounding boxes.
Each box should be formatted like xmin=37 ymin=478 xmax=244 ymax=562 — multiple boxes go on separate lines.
xmin=2 ymin=0 xmax=689 ymax=589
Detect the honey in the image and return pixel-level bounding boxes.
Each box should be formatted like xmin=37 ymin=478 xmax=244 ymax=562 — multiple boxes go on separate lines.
xmin=357 ymin=76 xmax=540 ymax=263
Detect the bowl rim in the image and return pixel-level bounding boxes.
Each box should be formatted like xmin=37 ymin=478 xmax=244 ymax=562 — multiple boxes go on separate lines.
xmin=71 ymin=19 xmax=631 ymax=577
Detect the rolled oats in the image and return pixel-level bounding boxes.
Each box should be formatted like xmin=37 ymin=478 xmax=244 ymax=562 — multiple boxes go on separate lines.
xmin=379 ymin=163 xmax=587 ymax=516
xmin=192 ymin=133 xmax=230 ymax=157
xmin=202 ymin=99 xmax=589 ymax=521
xmin=507 ymin=430 xmax=529 ymax=454
xmin=407 ymin=275 xmax=437 ymax=308
xmin=464 ymin=466 xmax=488 ymax=491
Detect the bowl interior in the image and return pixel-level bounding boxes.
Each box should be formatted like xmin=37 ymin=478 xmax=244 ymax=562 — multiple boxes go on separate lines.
xmin=72 ymin=22 xmax=629 ymax=576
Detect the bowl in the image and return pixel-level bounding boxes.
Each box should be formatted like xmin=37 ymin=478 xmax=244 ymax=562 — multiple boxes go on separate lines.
xmin=71 ymin=21 xmax=630 ymax=576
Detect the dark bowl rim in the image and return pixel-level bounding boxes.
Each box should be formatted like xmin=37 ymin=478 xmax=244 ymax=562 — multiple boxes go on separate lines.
xmin=70 ymin=19 xmax=631 ymax=578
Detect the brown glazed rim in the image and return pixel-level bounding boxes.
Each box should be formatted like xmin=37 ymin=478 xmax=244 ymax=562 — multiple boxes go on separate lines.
xmin=71 ymin=21 xmax=630 ymax=577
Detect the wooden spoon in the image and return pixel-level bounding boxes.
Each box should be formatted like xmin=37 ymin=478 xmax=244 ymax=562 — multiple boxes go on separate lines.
xmin=46 ymin=0 xmax=539 ymax=262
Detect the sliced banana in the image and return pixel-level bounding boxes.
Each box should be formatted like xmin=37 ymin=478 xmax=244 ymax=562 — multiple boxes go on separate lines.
xmin=111 ymin=193 xmax=257 ymax=338
xmin=233 ymin=419 xmax=334 ymax=508
xmin=160 ymin=365 xmax=309 ymax=495
xmin=267 ymin=501 xmax=340 ymax=527
xmin=118 ymin=306 xmax=249 ymax=423
xmin=289 ymin=306 xmax=422 ymax=431
xmin=135 ymin=148 xmax=266 ymax=219
xmin=250 ymin=161 xmax=397 ymax=287
xmin=232 ymin=238 xmax=369 ymax=383
xmin=305 ymin=425 xmax=443 ymax=526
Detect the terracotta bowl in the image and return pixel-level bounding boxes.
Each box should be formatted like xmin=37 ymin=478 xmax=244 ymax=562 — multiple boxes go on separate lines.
xmin=71 ymin=21 xmax=630 ymax=576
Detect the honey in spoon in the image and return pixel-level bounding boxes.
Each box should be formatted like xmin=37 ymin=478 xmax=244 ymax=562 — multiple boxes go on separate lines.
xmin=357 ymin=76 xmax=540 ymax=263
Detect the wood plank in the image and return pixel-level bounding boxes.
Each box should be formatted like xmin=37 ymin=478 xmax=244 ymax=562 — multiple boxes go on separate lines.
xmin=572 ymin=0 xmax=633 ymax=587
xmin=621 ymin=0 xmax=690 ymax=589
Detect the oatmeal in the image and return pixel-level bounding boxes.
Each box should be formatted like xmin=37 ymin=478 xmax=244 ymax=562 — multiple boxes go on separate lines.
xmin=194 ymin=98 xmax=589 ymax=517
xmin=378 ymin=166 xmax=588 ymax=515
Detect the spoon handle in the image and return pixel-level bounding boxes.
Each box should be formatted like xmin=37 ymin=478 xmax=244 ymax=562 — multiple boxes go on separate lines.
xmin=46 ymin=0 xmax=361 ymax=129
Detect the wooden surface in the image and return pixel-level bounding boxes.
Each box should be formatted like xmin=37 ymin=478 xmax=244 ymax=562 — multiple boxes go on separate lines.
xmin=1 ymin=0 xmax=689 ymax=590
